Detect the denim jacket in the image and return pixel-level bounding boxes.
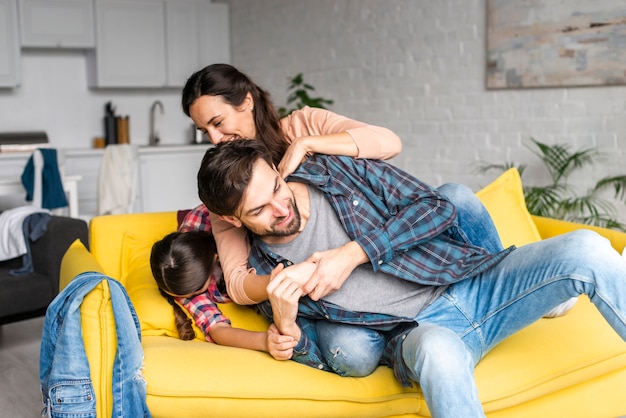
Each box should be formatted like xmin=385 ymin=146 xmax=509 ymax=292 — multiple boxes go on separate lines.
xmin=40 ymin=272 xmax=151 ymax=418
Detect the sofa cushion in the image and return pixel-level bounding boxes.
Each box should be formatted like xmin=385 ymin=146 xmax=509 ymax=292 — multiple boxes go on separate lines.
xmin=475 ymin=168 xmax=541 ymax=248
xmin=120 ymin=232 xmax=269 ymax=341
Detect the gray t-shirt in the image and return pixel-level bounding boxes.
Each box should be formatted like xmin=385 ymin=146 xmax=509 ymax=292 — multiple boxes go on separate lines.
xmin=265 ymin=186 xmax=446 ymax=318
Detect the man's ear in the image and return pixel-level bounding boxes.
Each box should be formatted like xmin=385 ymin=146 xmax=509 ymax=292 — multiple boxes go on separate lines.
xmin=218 ymin=215 xmax=243 ymax=228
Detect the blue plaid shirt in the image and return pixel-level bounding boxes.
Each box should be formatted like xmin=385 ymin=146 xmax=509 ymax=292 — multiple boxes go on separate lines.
xmin=251 ymin=155 xmax=513 ymax=386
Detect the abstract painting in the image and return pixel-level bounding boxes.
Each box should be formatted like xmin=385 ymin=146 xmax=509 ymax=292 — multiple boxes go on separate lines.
xmin=487 ymin=0 xmax=626 ymax=88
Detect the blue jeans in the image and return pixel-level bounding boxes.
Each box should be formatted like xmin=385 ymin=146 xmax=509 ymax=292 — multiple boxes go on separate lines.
xmin=317 ymin=183 xmax=503 ymax=377
xmin=403 ymin=230 xmax=626 ymax=417
xmin=317 ymin=189 xmax=626 ymax=417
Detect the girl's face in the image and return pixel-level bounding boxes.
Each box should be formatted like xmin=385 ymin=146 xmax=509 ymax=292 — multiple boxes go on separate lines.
xmin=189 ymin=93 xmax=257 ymax=145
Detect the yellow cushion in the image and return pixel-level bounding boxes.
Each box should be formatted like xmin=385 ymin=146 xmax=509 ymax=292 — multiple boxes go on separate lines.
xmin=59 ymin=239 xmax=105 ymax=291
xmin=475 ymin=168 xmax=541 ymax=248
xmin=120 ymin=232 xmax=270 ymax=340
xmin=60 ymin=240 xmax=115 ymax=418
xmin=121 ymin=232 xmax=185 ymax=339
xmin=141 ymin=336 xmax=421 ymax=417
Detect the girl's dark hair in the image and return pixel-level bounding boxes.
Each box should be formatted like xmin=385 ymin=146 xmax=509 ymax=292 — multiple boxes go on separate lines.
xmin=181 ymin=63 xmax=288 ymax=166
xmin=197 ymin=139 xmax=274 ymax=216
xmin=150 ymin=231 xmax=220 ymax=340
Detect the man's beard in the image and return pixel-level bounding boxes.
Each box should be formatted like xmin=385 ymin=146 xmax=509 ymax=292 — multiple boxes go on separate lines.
xmin=270 ymin=198 xmax=301 ymax=236
xmin=247 ymin=197 xmax=302 ymax=238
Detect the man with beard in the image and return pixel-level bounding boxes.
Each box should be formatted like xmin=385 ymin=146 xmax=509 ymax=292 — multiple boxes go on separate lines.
xmin=197 ymin=139 xmax=626 ymax=418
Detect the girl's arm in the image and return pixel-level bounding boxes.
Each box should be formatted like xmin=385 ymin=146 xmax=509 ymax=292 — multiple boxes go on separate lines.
xmin=209 ymin=322 xmax=297 ymax=360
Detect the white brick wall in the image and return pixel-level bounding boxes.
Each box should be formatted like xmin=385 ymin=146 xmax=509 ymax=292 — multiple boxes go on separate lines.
xmin=227 ymin=0 xmax=626 ymax=223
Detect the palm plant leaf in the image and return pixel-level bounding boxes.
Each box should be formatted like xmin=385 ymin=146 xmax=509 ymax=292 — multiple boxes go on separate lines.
xmin=557 ymin=195 xmax=616 ymax=221
xmin=523 ymin=184 xmax=566 ymax=217
xmin=594 ymin=175 xmax=626 ymax=202
xmin=528 ymin=138 xmax=598 ymax=185
xmin=475 ymin=162 xmax=526 ymax=177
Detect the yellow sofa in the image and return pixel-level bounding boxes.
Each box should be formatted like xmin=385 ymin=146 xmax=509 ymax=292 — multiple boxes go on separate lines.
xmin=59 ymin=169 xmax=626 ymax=417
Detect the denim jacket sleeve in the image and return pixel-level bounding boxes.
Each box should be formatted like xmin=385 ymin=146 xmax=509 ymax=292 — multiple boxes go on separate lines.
xmin=255 ymin=300 xmax=332 ymax=371
xmin=290 ymin=316 xmax=332 ymax=372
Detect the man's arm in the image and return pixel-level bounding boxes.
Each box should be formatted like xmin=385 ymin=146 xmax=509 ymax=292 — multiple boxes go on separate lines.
xmin=292 ymin=156 xmax=457 ymax=299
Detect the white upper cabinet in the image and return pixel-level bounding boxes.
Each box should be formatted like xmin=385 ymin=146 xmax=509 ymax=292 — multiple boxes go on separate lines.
xmin=165 ymin=0 xmax=199 ymax=86
xmin=197 ymin=2 xmax=230 ymax=69
xmin=88 ymin=0 xmax=230 ymax=89
xmin=87 ymin=0 xmax=166 ymax=88
xmin=0 ymin=0 xmax=21 ymax=87
xmin=18 ymin=0 xmax=95 ymax=48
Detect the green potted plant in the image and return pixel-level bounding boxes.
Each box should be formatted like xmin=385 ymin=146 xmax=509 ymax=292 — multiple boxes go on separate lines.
xmin=277 ymin=73 xmax=334 ymax=118
xmin=477 ymin=138 xmax=626 ymax=231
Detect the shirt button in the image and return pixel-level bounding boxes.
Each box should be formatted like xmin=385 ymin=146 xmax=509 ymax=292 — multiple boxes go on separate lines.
xmin=317 ymin=364 xmax=324 ymax=370
xmin=378 ymin=260 xmax=383 ymax=265
xmin=324 ymin=314 xmax=330 ymax=319
xmin=352 ymin=200 xmax=359 ymax=206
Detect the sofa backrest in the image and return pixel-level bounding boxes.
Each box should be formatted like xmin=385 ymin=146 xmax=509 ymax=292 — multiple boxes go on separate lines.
xmin=84 ymin=168 xmax=548 ymax=342
xmin=88 ymin=211 xmax=268 ymax=341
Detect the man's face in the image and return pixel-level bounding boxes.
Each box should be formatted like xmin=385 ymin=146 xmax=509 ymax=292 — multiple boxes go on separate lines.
xmin=230 ymin=159 xmax=301 ymax=240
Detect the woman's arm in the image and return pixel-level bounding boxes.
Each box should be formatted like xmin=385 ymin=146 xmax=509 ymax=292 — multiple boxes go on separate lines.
xmin=216 ymin=107 xmax=402 ymax=304
xmin=211 ymin=215 xmax=269 ymax=304
xmin=278 ymin=107 xmax=402 ymax=177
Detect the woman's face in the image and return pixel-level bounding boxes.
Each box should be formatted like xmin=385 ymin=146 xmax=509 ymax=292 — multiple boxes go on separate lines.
xmin=189 ymin=93 xmax=257 ymax=144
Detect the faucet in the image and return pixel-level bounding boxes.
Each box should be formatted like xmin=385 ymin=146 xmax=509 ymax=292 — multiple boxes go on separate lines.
xmin=149 ymin=100 xmax=164 ymax=146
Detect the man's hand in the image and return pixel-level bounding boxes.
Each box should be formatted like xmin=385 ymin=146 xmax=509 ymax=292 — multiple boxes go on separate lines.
xmin=267 ymin=324 xmax=297 ymax=360
xmin=267 ymin=264 xmax=302 ymax=341
xmin=303 ymin=241 xmax=368 ymax=301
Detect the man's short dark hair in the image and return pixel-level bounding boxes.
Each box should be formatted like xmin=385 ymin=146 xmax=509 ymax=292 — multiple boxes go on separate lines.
xmin=197 ymin=140 xmax=274 ymax=216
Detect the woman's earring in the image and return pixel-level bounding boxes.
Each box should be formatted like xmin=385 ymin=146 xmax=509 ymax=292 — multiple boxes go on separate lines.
xmin=249 ymin=106 xmax=254 ymax=111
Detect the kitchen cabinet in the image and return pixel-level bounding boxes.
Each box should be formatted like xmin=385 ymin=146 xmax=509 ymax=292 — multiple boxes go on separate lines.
xmin=137 ymin=145 xmax=209 ymax=213
xmin=88 ymin=0 xmax=230 ymax=88
xmin=63 ymin=149 xmax=104 ymax=219
xmin=197 ymin=2 xmax=230 ymax=69
xmin=167 ymin=1 xmax=230 ymax=85
xmin=0 ymin=0 xmax=21 ymax=88
xmin=18 ymin=0 xmax=95 ymax=48
xmin=87 ymin=0 xmax=166 ymax=88
xmin=63 ymin=145 xmax=209 ymax=219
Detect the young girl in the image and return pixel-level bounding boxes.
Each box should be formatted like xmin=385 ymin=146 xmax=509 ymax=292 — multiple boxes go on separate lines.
xmin=149 ymin=230 xmax=296 ymax=356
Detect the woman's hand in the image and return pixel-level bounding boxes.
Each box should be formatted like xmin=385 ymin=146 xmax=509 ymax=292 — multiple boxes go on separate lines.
xmin=303 ymin=241 xmax=369 ymax=301
xmin=277 ymin=136 xmax=310 ymax=178
xmin=278 ymin=261 xmax=317 ymax=289
xmin=266 ymin=264 xmax=302 ymax=340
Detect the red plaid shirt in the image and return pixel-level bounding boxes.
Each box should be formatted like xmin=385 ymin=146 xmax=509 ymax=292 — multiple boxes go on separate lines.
xmin=177 ymin=204 xmax=232 ymax=342
xmin=179 ymin=204 xmax=212 ymax=232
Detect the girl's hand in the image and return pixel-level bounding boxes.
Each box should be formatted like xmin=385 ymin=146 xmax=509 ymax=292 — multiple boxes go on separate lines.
xmin=277 ymin=137 xmax=310 ymax=178
xmin=267 ymin=324 xmax=297 ymax=360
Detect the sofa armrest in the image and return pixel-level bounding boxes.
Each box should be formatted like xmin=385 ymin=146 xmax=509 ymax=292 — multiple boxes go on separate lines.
xmin=30 ymin=215 xmax=89 ymax=294
xmin=531 ymin=215 xmax=626 ymax=253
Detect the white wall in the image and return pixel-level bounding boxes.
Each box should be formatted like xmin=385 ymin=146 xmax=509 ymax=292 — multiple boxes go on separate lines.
xmin=0 ymin=50 xmax=194 ymax=149
xmin=227 ymin=0 xmax=626 ymax=219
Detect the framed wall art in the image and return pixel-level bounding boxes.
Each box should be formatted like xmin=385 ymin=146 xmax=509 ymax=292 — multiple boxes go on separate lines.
xmin=487 ymin=0 xmax=626 ymax=88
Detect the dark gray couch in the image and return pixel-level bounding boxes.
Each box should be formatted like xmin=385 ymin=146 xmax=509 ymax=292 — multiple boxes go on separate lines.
xmin=0 ymin=215 xmax=89 ymax=325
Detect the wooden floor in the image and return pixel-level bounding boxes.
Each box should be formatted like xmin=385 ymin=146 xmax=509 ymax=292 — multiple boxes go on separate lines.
xmin=0 ymin=316 xmax=44 ymax=418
